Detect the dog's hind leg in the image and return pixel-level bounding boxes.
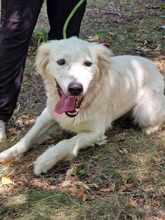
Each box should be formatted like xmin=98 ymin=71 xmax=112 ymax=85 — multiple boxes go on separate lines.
xmin=0 ymin=108 xmax=54 ymax=162
xmin=133 ymin=89 xmax=165 ymax=134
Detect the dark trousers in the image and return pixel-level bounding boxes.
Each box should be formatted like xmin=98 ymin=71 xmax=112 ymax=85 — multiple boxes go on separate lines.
xmin=0 ymin=0 xmax=86 ymax=122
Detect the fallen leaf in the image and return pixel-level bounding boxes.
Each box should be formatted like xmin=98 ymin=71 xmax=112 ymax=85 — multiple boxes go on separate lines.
xmin=60 ymin=179 xmax=89 ymax=201
xmin=8 ymin=128 xmax=17 ymax=136
xmin=99 ymin=186 xmax=114 ymax=193
xmin=0 ymin=156 xmax=16 ymax=165
xmin=1 ymin=176 xmax=13 ymax=185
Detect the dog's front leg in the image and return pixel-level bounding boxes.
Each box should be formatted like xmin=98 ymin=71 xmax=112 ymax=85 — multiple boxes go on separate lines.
xmin=34 ymin=131 xmax=103 ymax=175
xmin=0 ymin=108 xmax=54 ymax=162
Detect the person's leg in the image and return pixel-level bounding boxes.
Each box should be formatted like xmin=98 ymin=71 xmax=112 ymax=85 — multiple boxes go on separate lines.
xmin=0 ymin=0 xmax=43 ymax=122
xmin=47 ymin=0 xmax=87 ymax=40
xmin=0 ymin=0 xmax=43 ymax=140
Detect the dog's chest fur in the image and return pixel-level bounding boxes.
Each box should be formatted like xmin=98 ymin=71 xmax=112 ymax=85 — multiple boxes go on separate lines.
xmin=54 ymin=113 xmax=94 ymax=133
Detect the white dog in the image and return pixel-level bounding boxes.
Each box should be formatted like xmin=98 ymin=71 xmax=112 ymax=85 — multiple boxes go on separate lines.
xmin=0 ymin=37 xmax=165 ymax=175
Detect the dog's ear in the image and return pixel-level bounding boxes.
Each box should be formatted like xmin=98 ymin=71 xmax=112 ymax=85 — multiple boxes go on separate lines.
xmin=35 ymin=42 xmax=51 ymax=76
xmin=91 ymin=43 xmax=113 ymax=64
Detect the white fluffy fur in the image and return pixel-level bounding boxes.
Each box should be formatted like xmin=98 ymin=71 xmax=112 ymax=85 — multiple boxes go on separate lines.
xmin=0 ymin=37 xmax=165 ymax=175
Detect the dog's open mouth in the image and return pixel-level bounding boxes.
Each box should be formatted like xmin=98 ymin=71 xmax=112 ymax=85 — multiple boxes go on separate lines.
xmin=54 ymin=83 xmax=83 ymax=117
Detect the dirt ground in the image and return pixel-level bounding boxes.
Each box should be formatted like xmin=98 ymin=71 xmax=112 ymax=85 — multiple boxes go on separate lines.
xmin=0 ymin=0 xmax=165 ymax=219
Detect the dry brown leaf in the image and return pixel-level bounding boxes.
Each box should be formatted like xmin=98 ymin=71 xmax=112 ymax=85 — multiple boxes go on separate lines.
xmin=8 ymin=128 xmax=18 ymax=136
xmin=60 ymin=179 xmax=89 ymax=201
xmin=99 ymin=185 xmax=114 ymax=193
xmin=1 ymin=176 xmax=13 ymax=185
xmin=0 ymin=156 xmax=16 ymax=165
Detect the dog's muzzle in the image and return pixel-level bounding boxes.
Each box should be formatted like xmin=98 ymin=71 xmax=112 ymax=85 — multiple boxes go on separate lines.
xmin=54 ymin=82 xmax=83 ymax=117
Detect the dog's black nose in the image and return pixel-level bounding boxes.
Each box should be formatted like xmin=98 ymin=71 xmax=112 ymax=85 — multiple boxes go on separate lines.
xmin=68 ymin=82 xmax=83 ymax=96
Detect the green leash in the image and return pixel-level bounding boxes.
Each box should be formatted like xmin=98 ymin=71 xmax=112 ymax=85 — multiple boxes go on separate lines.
xmin=63 ymin=0 xmax=86 ymax=39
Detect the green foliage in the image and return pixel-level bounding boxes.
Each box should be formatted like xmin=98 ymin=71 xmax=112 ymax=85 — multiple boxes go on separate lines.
xmin=32 ymin=28 xmax=48 ymax=46
xmin=160 ymin=3 xmax=165 ymax=9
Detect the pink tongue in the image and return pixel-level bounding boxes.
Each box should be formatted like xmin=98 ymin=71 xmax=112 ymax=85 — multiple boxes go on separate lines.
xmin=55 ymin=94 xmax=76 ymax=114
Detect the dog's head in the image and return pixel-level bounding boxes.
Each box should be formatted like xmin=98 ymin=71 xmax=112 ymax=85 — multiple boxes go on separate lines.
xmin=35 ymin=37 xmax=112 ymax=117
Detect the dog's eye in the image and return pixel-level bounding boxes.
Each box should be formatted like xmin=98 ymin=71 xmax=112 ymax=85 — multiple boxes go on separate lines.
xmin=83 ymin=60 xmax=92 ymax=67
xmin=57 ymin=59 xmax=66 ymax=65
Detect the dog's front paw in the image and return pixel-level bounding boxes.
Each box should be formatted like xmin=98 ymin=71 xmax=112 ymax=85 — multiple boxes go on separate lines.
xmin=0 ymin=141 xmax=27 ymax=163
xmin=0 ymin=146 xmax=17 ymax=163
xmin=33 ymin=143 xmax=74 ymax=175
xmin=33 ymin=156 xmax=52 ymax=176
